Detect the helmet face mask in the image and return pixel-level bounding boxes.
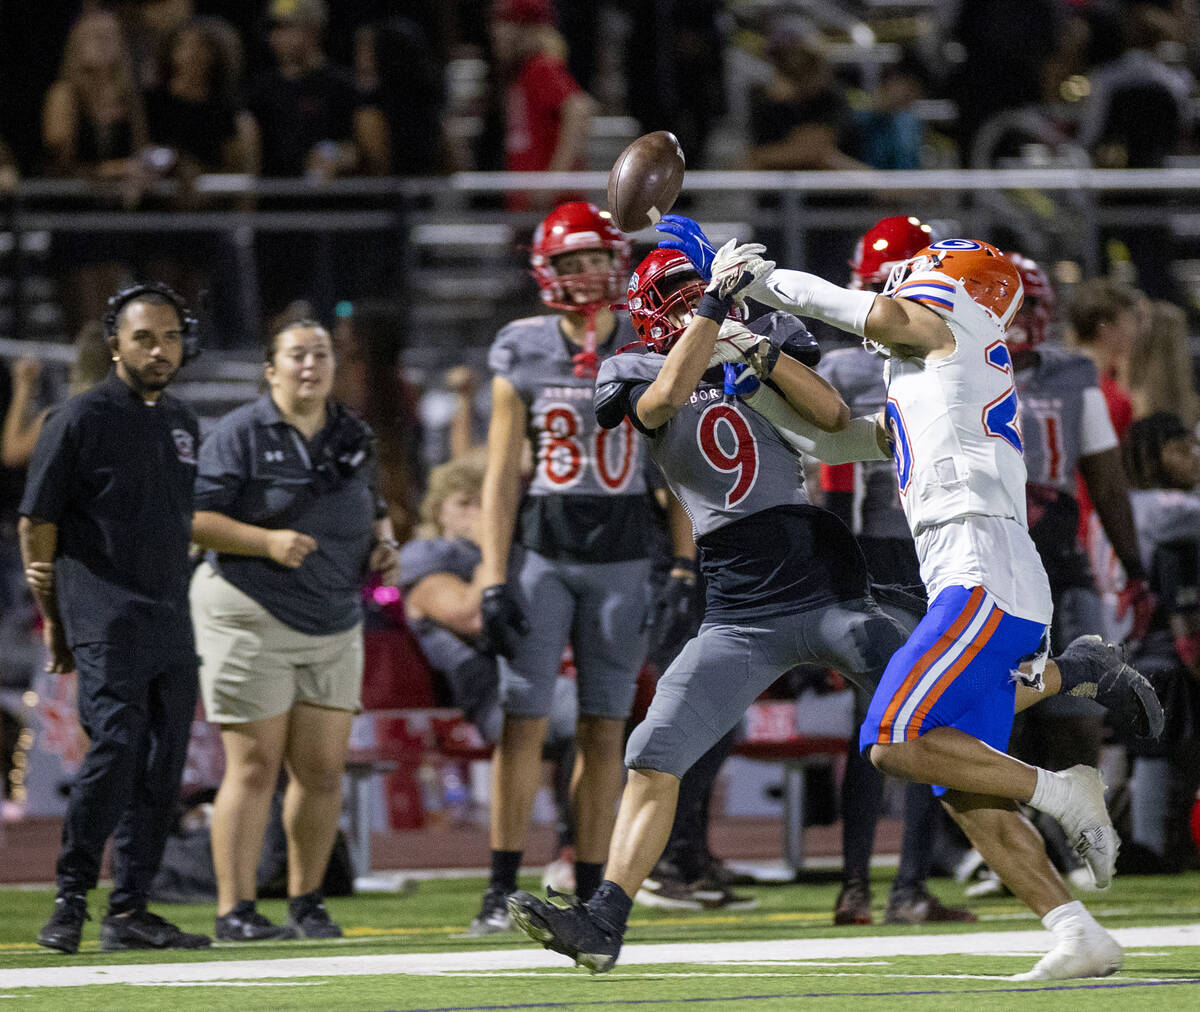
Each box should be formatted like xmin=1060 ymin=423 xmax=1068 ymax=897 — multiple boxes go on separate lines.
xmin=883 ymin=239 xmax=1024 ymax=329
xmin=530 ymin=202 xmax=631 ymax=312
xmin=627 ymin=249 xmax=707 ymax=354
xmin=1005 ymin=252 xmax=1055 ymax=353
xmin=850 ymin=215 xmax=935 ymax=290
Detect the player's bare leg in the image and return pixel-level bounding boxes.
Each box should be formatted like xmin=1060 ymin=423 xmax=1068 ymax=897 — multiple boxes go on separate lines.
xmin=571 ymin=716 xmax=626 ymax=865
xmin=491 ymin=714 xmax=552 ymax=850
xmin=941 ymin=792 xmax=1069 ymax=915
xmin=602 ymin=769 xmax=681 ymax=898
xmin=211 ymin=713 xmax=289 ymax=915
xmin=870 ymin=728 xmax=1037 ymax=800
xmin=943 ymin=792 xmax=1122 ymax=979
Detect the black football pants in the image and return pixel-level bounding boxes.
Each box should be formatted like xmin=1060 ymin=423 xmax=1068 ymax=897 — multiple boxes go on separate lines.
xmin=56 ymin=643 xmax=198 ymax=915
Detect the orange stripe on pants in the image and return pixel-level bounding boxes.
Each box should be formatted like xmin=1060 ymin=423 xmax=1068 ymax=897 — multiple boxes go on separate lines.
xmin=904 ymin=604 xmax=1004 ymax=740
xmin=877 ymin=586 xmax=986 ymax=742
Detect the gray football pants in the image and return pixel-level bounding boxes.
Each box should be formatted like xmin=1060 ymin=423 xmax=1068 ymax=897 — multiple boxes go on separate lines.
xmin=499 ymin=548 xmax=651 ymax=720
xmin=626 ymin=597 xmax=906 ymax=778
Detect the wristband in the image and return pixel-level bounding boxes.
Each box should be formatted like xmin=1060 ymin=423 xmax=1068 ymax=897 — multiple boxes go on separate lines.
xmin=695 ymin=291 xmax=733 ymax=324
xmin=374 ymin=538 xmax=399 ymax=550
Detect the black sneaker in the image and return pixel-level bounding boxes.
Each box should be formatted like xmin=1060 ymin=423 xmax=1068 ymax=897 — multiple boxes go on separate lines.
xmin=1059 ymin=635 xmax=1165 ymax=738
xmin=215 ymin=903 xmax=296 ymax=942
xmin=99 ymin=909 xmax=212 ymax=951
xmin=884 ymin=887 xmax=977 ymax=925
xmin=833 ymin=878 xmax=872 ymax=926
xmin=37 ymin=894 xmax=89 ymax=954
xmin=507 ymin=889 xmax=622 ymax=974
xmin=467 ymin=885 xmax=513 ymax=936
xmin=286 ymin=891 xmax=342 ymax=939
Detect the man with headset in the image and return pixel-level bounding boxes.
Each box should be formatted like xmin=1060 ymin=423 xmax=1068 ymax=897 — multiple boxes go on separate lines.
xmin=20 ymin=283 xmax=210 ymax=953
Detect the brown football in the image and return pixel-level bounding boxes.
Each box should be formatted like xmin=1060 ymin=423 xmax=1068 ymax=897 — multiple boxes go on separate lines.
xmin=606 ymin=130 xmax=686 ymax=233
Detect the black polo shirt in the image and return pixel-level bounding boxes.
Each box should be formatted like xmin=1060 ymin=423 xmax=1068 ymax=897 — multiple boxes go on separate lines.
xmin=20 ymin=373 xmax=199 ymax=655
xmin=194 ymin=394 xmax=383 ymax=636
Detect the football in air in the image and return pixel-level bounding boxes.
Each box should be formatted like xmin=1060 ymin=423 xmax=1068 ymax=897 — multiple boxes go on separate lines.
xmin=606 ymin=130 xmax=686 ymax=233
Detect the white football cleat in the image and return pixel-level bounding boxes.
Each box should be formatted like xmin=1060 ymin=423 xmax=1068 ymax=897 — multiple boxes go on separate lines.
xmin=1012 ymin=928 xmax=1123 ymax=980
xmin=1055 ymin=765 xmax=1120 ymax=889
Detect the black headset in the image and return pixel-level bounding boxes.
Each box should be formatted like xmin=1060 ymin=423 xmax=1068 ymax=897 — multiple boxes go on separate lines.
xmin=103 ymin=282 xmax=201 ymax=364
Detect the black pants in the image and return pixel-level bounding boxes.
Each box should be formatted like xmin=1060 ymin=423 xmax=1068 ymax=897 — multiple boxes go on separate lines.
xmin=57 ymin=643 xmax=198 ymax=914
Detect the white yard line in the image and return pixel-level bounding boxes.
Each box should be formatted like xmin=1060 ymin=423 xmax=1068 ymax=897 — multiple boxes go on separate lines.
xmin=1 ymin=925 xmax=1198 ymax=988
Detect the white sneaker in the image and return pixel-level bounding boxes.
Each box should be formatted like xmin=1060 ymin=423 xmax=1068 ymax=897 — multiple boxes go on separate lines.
xmin=1055 ymin=765 xmax=1120 ymax=889
xmin=1011 ymin=927 xmax=1123 ymax=980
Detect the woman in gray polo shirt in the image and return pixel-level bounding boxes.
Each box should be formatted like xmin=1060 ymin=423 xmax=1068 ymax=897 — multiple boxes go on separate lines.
xmin=190 ymin=318 xmax=400 ymax=942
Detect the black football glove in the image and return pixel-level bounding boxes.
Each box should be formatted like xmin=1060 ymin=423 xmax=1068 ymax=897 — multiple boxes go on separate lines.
xmin=480 ymin=583 xmax=531 ymax=660
xmin=647 ymin=566 xmax=701 ymax=661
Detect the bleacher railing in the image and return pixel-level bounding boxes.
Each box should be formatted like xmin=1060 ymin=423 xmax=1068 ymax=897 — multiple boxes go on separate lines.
xmin=4 ymin=169 xmax=1198 ymax=356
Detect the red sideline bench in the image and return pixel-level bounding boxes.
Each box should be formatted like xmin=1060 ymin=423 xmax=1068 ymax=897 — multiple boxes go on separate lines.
xmin=348 ymin=627 xmax=848 ymax=877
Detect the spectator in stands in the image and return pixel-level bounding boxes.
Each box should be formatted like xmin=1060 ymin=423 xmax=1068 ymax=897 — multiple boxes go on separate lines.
xmin=1122 ymin=412 xmax=1200 ymax=870
xmin=42 ymin=10 xmax=149 ymax=328
xmin=399 ymin=452 xmax=579 ymax=883
xmin=1 ymin=322 xmax=113 ymax=470
xmin=847 ymin=53 xmax=928 ymax=171
xmin=144 ymin=16 xmax=259 ymax=180
xmin=622 ymin=0 xmax=726 ymax=168
xmin=247 ymin=0 xmax=387 ymax=179
xmin=489 ymin=0 xmax=597 ymax=210
xmin=42 ymin=10 xmax=149 ymax=182
xmin=190 ymin=317 xmax=400 ymax=942
xmin=353 ymin=16 xmax=450 ymax=175
xmin=945 ymin=0 xmax=1068 ymax=162
xmin=746 ymin=24 xmax=866 ymax=173
xmin=1129 ymin=300 xmax=1200 ymax=431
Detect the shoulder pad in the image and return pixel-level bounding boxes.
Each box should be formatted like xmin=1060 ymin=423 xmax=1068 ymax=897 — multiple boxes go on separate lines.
xmin=1035 ymin=346 xmax=1100 ymax=389
xmin=595 ymin=348 xmax=663 ymax=430
xmin=1149 ymin=490 xmax=1200 ymax=545
xmin=747 ymin=310 xmax=820 ymax=366
xmin=488 ymin=315 xmax=555 ymax=376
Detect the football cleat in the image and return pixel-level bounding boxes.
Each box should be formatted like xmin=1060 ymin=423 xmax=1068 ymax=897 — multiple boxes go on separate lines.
xmin=1055 ymin=765 xmax=1120 ymax=890
xmin=1011 ymin=926 xmax=1123 ymax=980
xmin=884 ymin=887 xmax=976 ymax=925
xmin=468 ymin=886 xmax=514 ymax=937
xmin=1059 ymin=635 xmax=1164 ymax=739
xmin=833 ymin=878 xmax=873 ymax=925
xmin=507 ymin=889 xmax=623 ymax=974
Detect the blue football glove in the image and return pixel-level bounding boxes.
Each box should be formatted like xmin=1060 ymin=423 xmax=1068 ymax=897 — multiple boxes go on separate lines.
xmin=723 ymin=362 xmax=760 ymax=398
xmin=655 ymin=214 xmax=717 ymax=281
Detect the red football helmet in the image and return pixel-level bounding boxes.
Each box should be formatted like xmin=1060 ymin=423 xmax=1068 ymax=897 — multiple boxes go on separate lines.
xmin=530 ymin=201 xmax=631 ymax=311
xmin=1006 ymin=252 xmax=1056 ymax=351
xmin=850 ymin=216 xmax=936 ymax=290
xmin=883 ymin=239 xmax=1024 ymax=329
xmin=626 ymin=248 xmax=708 ymax=354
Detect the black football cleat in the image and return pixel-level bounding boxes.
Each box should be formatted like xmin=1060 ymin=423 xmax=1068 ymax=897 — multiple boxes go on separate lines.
xmin=1059 ymin=635 xmax=1165 ymax=739
xmin=215 ymin=904 xmax=296 ymax=942
xmin=507 ymin=889 xmax=622 ymax=974
xmin=37 ymin=893 xmax=89 ymax=954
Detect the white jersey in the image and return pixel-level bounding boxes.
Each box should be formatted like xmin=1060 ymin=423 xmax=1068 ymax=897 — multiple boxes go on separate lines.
xmin=884 ymin=271 xmax=1052 ymax=624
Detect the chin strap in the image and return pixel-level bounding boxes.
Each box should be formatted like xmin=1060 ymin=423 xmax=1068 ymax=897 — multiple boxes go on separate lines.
xmin=572 ymin=305 xmax=600 ymax=379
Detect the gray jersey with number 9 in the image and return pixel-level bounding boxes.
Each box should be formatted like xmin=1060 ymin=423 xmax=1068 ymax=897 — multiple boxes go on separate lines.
xmin=595 ymin=349 xmax=810 ymax=540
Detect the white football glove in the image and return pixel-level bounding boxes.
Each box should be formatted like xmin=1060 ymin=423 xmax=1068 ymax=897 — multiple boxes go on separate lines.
xmin=705 ymin=240 xmax=776 ymax=302
xmin=707 ymin=319 xmax=771 ymax=368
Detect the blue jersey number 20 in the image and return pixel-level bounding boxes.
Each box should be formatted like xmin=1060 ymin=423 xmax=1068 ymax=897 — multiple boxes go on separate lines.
xmin=982 ymin=341 xmax=1023 ymax=454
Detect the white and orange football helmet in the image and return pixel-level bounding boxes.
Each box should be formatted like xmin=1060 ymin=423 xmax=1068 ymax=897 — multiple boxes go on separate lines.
xmin=883 ymin=239 xmax=1024 ymax=329
xmin=530 ymin=201 xmax=632 ymax=312
xmin=849 ymin=215 xmax=936 ymax=290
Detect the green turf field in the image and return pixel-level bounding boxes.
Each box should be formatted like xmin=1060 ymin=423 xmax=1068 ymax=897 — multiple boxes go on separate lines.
xmin=1 ymin=870 xmax=1199 ymax=1009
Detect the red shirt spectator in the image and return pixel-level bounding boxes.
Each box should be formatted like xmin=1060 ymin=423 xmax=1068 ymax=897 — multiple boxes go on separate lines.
xmin=505 ymin=50 xmax=581 ymax=173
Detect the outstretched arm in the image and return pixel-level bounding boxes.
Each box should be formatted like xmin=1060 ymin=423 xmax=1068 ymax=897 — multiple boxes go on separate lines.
xmin=743 ymin=384 xmax=888 ymax=464
xmin=750 ymin=269 xmax=952 ymax=356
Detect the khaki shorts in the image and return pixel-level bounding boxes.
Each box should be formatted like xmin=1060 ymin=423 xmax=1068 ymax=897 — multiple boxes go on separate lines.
xmin=191 ymin=562 xmax=363 ymax=724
